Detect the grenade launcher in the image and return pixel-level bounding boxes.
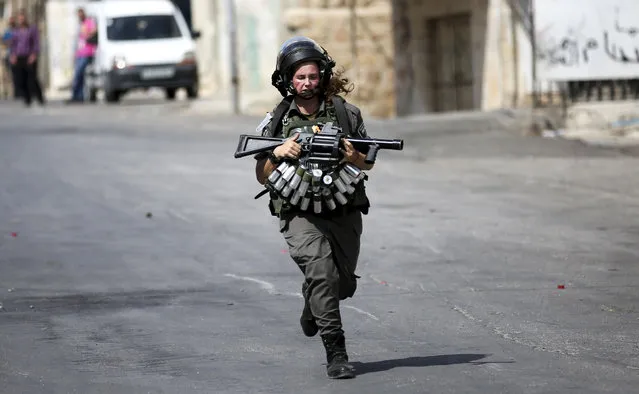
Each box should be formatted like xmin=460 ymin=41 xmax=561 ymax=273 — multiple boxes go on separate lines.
xmin=234 ymin=122 xmax=404 ymax=213
xmin=233 ymin=122 xmax=404 ymax=166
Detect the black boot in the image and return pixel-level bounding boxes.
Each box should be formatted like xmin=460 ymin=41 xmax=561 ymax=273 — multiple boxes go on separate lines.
xmin=300 ymin=294 xmax=318 ymax=337
xmin=321 ymin=333 xmax=355 ymax=379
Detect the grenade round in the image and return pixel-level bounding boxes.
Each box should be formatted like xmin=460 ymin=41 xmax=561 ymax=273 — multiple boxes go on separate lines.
xmin=333 ymin=177 xmax=348 ymax=194
xmin=289 ymin=166 xmax=305 ymax=189
xmin=290 ymin=188 xmax=303 ymax=205
xmin=297 ymin=172 xmax=312 ymax=196
xmin=313 ymin=193 xmax=323 ymax=214
xmin=281 ymin=183 xmax=295 ymax=198
xmin=311 ymin=168 xmax=323 ymax=182
xmin=338 ymin=168 xmax=354 ymax=185
xmin=333 ymin=189 xmax=348 ymax=205
xmin=322 ymin=188 xmax=337 ymax=211
xmin=282 ymin=165 xmax=297 ymax=182
xmin=300 ymin=192 xmax=311 ymax=211
xmin=268 ymin=162 xmax=290 ymax=184
xmin=273 ymin=176 xmax=288 ymax=191
xmin=343 ymin=163 xmax=365 ymax=184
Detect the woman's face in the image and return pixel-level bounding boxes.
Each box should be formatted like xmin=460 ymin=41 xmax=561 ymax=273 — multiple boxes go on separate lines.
xmin=292 ymin=62 xmax=320 ymax=99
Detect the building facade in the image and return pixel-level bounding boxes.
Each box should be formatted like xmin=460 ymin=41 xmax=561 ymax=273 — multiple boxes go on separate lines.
xmin=392 ymin=0 xmax=536 ymax=116
xmin=191 ymin=0 xmax=397 ymax=117
xmin=192 ymin=0 xmax=537 ymax=118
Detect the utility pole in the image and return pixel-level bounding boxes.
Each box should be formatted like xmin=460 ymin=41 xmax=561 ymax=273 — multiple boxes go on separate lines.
xmin=225 ymin=0 xmax=240 ymax=114
xmin=529 ymin=0 xmax=538 ymax=109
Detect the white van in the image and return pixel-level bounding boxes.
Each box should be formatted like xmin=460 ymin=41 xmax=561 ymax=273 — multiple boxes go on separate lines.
xmin=83 ymin=0 xmax=201 ymax=103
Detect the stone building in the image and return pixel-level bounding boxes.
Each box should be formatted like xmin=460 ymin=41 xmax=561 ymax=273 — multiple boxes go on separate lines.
xmin=192 ymin=0 xmax=536 ymax=118
xmin=191 ymin=0 xmax=397 ymax=117
xmin=392 ymin=0 xmax=535 ymax=116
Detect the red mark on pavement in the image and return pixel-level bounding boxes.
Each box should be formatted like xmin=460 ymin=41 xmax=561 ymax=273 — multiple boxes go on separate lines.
xmin=381 ymin=281 xmax=388 ymax=285
xmin=10 ymin=232 xmax=17 ymax=237
xmin=281 ymin=249 xmax=288 ymax=254
xmin=557 ymin=284 xmax=565 ymax=289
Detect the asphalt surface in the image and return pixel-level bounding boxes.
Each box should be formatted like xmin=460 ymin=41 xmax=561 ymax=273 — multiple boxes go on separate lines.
xmin=1 ymin=98 xmax=638 ymax=394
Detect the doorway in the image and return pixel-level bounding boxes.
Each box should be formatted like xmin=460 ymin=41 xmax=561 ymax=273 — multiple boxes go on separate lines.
xmin=427 ymin=13 xmax=474 ymax=112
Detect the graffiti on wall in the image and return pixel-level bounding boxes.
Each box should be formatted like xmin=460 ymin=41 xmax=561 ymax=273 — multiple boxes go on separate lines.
xmin=535 ymin=0 xmax=639 ymax=80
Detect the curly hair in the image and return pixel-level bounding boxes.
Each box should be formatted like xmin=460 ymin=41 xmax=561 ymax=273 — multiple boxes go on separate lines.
xmin=324 ymin=67 xmax=355 ymax=98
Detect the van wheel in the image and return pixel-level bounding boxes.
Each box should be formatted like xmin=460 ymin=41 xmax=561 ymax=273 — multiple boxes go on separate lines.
xmin=186 ymin=84 xmax=199 ymax=99
xmin=165 ymin=88 xmax=177 ymax=100
xmin=105 ymin=90 xmax=121 ymax=103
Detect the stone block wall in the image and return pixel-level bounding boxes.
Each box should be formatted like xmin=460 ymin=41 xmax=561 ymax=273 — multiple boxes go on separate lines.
xmin=282 ymin=0 xmax=396 ymax=118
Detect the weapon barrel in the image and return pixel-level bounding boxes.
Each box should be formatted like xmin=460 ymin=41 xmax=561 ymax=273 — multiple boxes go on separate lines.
xmin=347 ymin=138 xmax=404 ymax=151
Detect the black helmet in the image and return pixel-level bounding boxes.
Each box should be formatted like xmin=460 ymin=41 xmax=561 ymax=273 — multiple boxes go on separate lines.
xmin=271 ymin=36 xmax=336 ymax=97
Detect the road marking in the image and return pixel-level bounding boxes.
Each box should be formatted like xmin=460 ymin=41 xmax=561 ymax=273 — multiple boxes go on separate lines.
xmin=225 ymin=273 xmax=379 ymax=320
xmin=369 ymin=274 xmax=411 ymax=291
xmin=224 ymin=273 xmax=278 ymax=295
xmin=165 ymin=209 xmax=192 ymax=223
xmin=343 ymin=305 xmax=379 ymax=321
xmin=425 ymin=243 xmax=442 ymax=254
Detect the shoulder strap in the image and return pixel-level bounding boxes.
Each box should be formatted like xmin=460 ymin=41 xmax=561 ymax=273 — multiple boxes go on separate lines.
xmin=266 ymin=95 xmax=294 ymax=137
xmin=330 ymin=95 xmax=352 ymax=136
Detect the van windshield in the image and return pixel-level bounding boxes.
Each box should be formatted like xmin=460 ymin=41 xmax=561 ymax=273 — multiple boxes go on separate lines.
xmin=106 ymin=15 xmax=183 ymax=41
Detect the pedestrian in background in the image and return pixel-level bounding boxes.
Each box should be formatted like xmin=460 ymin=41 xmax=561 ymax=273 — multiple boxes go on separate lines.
xmin=9 ymin=11 xmax=45 ymax=107
xmin=2 ymin=15 xmax=22 ymax=99
xmin=67 ymin=7 xmax=97 ymax=103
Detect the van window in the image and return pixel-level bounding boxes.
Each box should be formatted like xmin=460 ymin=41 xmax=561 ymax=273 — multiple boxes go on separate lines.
xmin=106 ymin=15 xmax=183 ymax=41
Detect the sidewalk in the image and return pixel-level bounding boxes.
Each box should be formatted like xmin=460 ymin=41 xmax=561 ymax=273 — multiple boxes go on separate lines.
xmin=537 ymin=110 xmax=639 ymax=154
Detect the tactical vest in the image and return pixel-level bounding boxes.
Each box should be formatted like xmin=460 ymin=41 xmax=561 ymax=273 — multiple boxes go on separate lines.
xmin=267 ymin=103 xmax=370 ymax=217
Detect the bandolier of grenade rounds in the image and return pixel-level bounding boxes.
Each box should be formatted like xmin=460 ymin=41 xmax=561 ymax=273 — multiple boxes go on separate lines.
xmin=266 ymin=161 xmax=366 ymax=214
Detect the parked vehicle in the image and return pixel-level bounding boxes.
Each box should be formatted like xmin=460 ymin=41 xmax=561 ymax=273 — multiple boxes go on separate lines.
xmin=83 ymin=0 xmax=201 ymax=103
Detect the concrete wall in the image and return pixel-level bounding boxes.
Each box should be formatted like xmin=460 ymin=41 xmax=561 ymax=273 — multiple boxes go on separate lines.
xmin=192 ymin=0 xmax=396 ymax=117
xmin=192 ymin=0 xmax=285 ymax=114
xmin=283 ymin=0 xmax=396 ymax=118
xmin=45 ymin=0 xmax=85 ymax=92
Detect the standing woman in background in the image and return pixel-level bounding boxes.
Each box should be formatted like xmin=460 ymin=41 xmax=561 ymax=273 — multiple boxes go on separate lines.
xmin=9 ymin=11 xmax=45 ymax=107
xmin=2 ymin=15 xmax=22 ymax=99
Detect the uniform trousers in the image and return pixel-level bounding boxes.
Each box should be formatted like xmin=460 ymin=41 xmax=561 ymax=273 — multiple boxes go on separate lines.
xmin=280 ymin=209 xmax=362 ymax=336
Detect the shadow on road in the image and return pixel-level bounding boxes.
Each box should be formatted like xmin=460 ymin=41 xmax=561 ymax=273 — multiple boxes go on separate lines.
xmin=351 ymin=353 xmax=512 ymax=375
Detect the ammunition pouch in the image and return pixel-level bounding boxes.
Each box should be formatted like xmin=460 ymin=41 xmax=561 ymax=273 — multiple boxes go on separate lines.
xmin=265 ymin=160 xmax=370 ymax=218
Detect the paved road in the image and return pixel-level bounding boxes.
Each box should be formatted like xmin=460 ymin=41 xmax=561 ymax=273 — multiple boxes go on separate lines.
xmin=1 ymin=99 xmax=638 ymax=393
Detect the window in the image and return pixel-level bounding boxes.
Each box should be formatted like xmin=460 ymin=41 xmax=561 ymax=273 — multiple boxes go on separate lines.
xmin=106 ymin=14 xmax=182 ymax=41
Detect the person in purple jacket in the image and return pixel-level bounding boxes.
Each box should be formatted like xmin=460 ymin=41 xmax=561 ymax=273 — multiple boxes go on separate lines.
xmin=2 ymin=15 xmax=23 ymax=99
xmin=9 ymin=11 xmax=45 ymax=106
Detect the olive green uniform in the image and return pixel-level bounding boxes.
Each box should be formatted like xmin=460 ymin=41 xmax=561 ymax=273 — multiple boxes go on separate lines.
xmin=255 ymin=96 xmax=370 ymax=337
